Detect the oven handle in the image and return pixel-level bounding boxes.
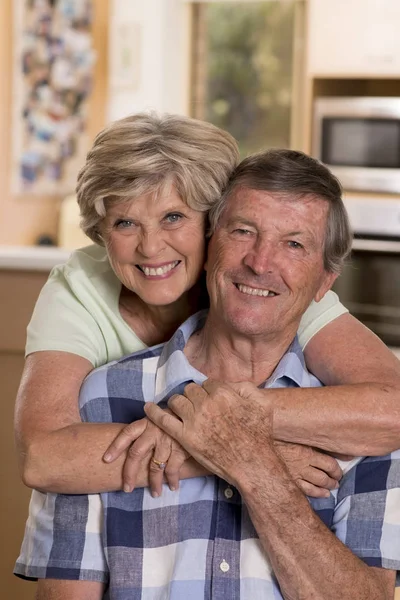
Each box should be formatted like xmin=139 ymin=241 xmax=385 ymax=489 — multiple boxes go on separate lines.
xmin=352 ymin=238 xmax=400 ymax=253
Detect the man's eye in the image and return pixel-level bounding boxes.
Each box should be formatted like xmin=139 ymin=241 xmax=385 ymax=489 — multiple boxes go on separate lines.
xmin=288 ymin=240 xmax=303 ymax=249
xmin=164 ymin=213 xmax=184 ymax=224
xmin=233 ymin=228 xmax=253 ymax=235
xmin=115 ymin=219 xmax=134 ymax=229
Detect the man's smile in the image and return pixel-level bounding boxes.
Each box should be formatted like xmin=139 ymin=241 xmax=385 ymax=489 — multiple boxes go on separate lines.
xmin=234 ymin=283 xmax=278 ymax=297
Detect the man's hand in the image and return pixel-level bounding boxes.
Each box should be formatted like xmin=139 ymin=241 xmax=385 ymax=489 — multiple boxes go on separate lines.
xmin=144 ymin=380 xmax=274 ymax=485
xmin=103 ymin=415 xmax=190 ymax=496
xmin=274 ymin=441 xmax=342 ymax=498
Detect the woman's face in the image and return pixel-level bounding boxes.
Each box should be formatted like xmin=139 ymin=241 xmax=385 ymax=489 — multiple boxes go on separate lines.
xmin=101 ymin=186 xmax=207 ymax=307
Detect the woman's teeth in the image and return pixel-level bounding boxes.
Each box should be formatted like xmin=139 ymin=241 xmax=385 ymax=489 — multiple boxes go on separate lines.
xmin=236 ymin=284 xmax=276 ymax=297
xmin=140 ymin=261 xmax=179 ymax=276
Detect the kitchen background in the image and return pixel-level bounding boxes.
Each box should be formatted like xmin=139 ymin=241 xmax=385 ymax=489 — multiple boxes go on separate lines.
xmin=1 ymin=1 xmax=400 ymax=598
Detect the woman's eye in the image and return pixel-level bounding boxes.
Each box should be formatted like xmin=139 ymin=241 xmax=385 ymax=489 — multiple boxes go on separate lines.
xmin=115 ymin=219 xmax=134 ymax=229
xmin=164 ymin=213 xmax=184 ymax=224
xmin=288 ymin=240 xmax=303 ymax=249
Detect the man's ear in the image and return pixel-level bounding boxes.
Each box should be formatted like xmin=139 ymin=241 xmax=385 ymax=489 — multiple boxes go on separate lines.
xmin=314 ymin=271 xmax=338 ymax=303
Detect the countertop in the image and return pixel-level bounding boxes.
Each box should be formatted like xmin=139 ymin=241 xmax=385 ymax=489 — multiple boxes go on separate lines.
xmin=0 ymin=245 xmax=71 ymax=271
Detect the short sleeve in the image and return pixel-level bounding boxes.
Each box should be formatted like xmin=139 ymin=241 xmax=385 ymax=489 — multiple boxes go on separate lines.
xmin=298 ymin=290 xmax=348 ymax=350
xmin=14 ymin=490 xmax=108 ymax=583
xmin=332 ymin=452 xmax=400 ymax=576
xmin=25 ymin=266 xmax=106 ymax=367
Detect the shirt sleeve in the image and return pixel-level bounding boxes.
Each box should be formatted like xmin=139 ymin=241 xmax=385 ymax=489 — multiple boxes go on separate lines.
xmin=25 ymin=266 xmax=106 ymax=367
xmin=298 ymin=290 xmax=348 ymax=350
xmin=14 ymin=490 xmax=108 ymax=583
xmin=332 ymin=451 xmax=400 ymax=582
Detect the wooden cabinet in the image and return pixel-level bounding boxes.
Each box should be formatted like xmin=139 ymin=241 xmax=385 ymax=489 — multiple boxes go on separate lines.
xmin=308 ymin=0 xmax=400 ymax=77
xmin=0 ymin=269 xmax=50 ymax=600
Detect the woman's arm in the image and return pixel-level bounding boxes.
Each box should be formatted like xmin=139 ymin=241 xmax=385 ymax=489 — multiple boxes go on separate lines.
xmin=272 ymin=313 xmax=400 ymax=455
xmin=15 ymin=351 xmax=338 ymax=496
xmin=15 ymin=351 xmax=205 ymax=494
xmin=36 ymin=580 xmax=105 ymax=600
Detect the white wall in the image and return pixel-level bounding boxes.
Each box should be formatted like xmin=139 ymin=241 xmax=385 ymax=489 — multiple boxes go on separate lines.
xmin=108 ymin=0 xmax=191 ymax=121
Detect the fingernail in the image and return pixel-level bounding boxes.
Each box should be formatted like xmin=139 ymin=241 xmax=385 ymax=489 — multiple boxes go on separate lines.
xmin=103 ymin=453 xmax=112 ymax=463
xmin=151 ymin=491 xmax=159 ymax=498
xmin=170 ymin=486 xmax=176 ymax=492
xmin=123 ymin=484 xmax=131 ymax=493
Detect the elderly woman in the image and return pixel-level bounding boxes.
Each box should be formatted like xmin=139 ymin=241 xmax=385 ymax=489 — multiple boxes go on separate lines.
xmin=15 ymin=113 xmax=400 ymax=597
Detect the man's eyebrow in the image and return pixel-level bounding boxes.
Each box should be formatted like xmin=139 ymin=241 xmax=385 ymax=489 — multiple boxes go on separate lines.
xmin=286 ymin=229 xmax=318 ymax=248
xmin=285 ymin=230 xmax=315 ymax=240
xmin=225 ymin=216 xmax=257 ymax=228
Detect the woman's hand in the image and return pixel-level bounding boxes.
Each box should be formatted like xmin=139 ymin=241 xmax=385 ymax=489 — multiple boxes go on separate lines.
xmin=103 ymin=413 xmax=190 ymax=497
xmin=274 ymin=441 xmax=342 ymax=498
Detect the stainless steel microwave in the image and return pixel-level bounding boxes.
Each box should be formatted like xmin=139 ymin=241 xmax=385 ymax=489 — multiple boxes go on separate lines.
xmin=313 ymin=97 xmax=400 ymax=194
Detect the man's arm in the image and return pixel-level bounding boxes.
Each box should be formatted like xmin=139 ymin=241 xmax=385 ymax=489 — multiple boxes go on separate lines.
xmin=144 ymin=381 xmax=399 ymax=600
xmin=237 ymin=449 xmax=396 ymax=600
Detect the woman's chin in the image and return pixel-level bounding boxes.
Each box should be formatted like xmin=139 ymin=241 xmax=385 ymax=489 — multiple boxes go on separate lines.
xmin=138 ymin=289 xmax=191 ymax=308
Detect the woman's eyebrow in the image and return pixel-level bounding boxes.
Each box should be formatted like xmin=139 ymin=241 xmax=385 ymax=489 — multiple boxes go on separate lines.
xmin=160 ymin=205 xmax=188 ymax=215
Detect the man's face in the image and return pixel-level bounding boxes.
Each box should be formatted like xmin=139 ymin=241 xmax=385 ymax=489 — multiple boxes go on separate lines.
xmin=205 ymin=187 xmax=338 ymax=340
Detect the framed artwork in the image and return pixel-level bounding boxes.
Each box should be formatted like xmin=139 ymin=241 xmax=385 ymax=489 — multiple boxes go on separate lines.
xmin=109 ymin=20 xmax=141 ymax=91
xmin=11 ymin=0 xmax=95 ymax=195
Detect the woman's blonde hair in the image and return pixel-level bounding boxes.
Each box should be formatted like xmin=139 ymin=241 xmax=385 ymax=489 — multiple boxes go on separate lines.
xmin=76 ymin=112 xmax=240 ymax=244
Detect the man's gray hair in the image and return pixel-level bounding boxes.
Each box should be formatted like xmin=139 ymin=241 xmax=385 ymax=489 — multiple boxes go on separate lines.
xmin=77 ymin=112 xmax=240 ymax=244
xmin=208 ymin=148 xmax=352 ymax=274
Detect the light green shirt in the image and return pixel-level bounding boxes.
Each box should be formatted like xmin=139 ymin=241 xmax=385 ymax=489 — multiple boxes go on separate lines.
xmin=26 ymin=244 xmax=348 ymax=368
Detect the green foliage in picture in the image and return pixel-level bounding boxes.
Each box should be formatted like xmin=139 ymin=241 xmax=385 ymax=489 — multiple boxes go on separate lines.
xmin=203 ymin=1 xmax=295 ymax=156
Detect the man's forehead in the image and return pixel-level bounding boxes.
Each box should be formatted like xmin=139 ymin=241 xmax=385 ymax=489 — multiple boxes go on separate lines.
xmin=225 ymin=187 xmax=328 ymax=220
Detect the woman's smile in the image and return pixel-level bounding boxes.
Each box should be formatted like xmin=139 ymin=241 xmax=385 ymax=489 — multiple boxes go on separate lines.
xmin=136 ymin=260 xmax=181 ymax=278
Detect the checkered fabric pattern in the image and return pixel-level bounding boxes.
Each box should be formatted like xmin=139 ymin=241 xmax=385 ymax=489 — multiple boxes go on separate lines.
xmin=15 ymin=310 xmax=400 ymax=598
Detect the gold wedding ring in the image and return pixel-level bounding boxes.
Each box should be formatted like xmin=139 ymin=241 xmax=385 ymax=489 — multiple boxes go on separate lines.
xmin=152 ymin=457 xmax=167 ymax=470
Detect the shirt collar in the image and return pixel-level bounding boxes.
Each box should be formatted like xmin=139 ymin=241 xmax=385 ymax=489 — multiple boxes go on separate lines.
xmin=154 ymin=311 xmax=208 ymax=402
xmin=262 ymin=336 xmax=314 ymax=388
xmin=154 ymin=310 xmax=317 ymax=402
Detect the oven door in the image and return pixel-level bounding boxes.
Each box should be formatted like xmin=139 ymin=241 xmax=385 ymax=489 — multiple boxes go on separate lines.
xmin=333 ymin=238 xmax=400 ymax=347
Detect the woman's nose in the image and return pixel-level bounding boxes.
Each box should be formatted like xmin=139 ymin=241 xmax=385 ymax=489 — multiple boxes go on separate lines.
xmin=137 ymin=231 xmax=166 ymax=257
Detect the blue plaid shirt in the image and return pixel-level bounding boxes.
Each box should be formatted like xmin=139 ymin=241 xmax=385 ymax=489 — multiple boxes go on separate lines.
xmin=15 ymin=311 xmax=400 ymax=598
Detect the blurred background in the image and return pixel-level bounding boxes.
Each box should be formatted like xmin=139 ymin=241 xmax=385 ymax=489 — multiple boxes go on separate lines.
xmin=2 ymin=1 xmax=400 ymax=597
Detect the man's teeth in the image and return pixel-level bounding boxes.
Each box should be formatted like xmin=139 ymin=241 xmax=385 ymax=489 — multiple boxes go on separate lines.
xmin=236 ymin=284 xmax=276 ymax=297
xmin=141 ymin=261 xmax=179 ymax=276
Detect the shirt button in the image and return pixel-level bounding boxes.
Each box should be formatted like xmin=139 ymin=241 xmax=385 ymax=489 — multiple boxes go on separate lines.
xmin=224 ymin=487 xmax=233 ymax=499
xmin=220 ymin=560 xmax=230 ymax=573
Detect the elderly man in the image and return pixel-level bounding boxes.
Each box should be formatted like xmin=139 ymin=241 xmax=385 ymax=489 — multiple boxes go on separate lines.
xmin=18 ymin=150 xmax=400 ymax=599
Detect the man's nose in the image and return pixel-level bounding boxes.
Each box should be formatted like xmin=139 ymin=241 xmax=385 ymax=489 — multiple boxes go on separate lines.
xmin=137 ymin=231 xmax=166 ymax=257
xmin=243 ymin=240 xmax=275 ymax=275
